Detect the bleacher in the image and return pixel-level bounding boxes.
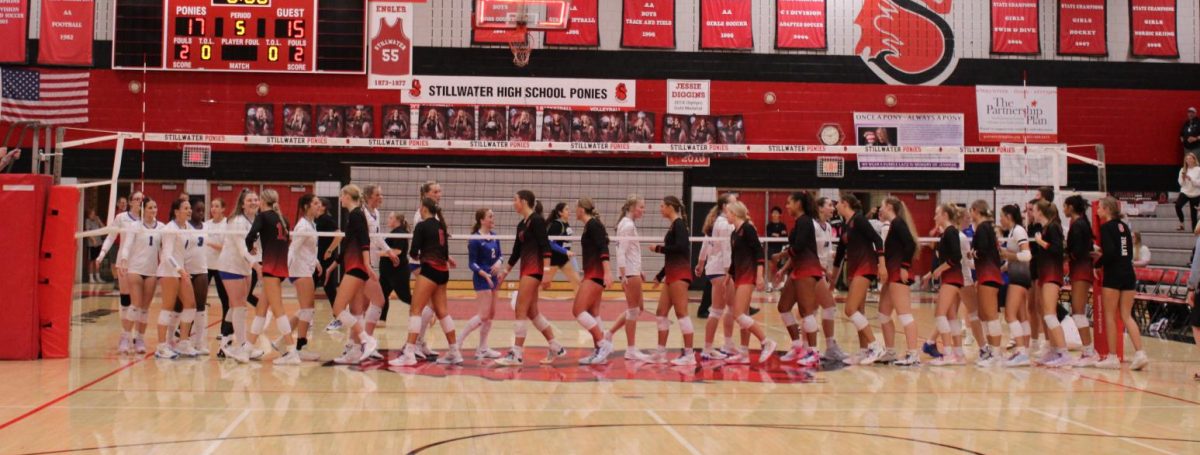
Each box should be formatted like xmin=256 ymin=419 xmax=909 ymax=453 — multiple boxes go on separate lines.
xmin=1127 ymin=203 xmax=1195 ymax=339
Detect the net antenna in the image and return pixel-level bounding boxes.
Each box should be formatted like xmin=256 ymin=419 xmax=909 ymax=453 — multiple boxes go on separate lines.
xmin=475 ymin=0 xmax=571 ymax=67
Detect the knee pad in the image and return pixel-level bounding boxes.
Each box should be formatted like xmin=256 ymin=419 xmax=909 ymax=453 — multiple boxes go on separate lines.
xmin=1072 ymin=314 xmax=1090 ymax=329
xmin=877 ymin=313 xmax=892 ymax=325
xmin=986 ymin=319 xmax=1003 ymax=335
xmin=297 ymin=308 xmax=315 ymax=323
xmin=250 ymin=316 xmax=266 ymax=335
xmin=514 ymin=320 xmax=528 ymax=338
xmin=898 ymin=314 xmax=915 ymax=327
xmin=802 ymin=315 xmax=820 ymax=333
xmin=850 ymin=312 xmax=870 ymax=330
xmin=968 ymin=312 xmax=980 ymax=323
xmin=1008 ymin=321 xmax=1024 ymax=338
xmin=736 ymin=314 xmax=756 ymax=329
xmin=656 ymin=316 xmax=670 ymax=331
xmin=138 ymin=310 xmax=149 ymax=324
xmin=1043 ymin=314 xmax=1061 ymax=329
xmin=822 ymin=307 xmax=837 ymax=321
xmin=576 ymin=312 xmax=599 ymax=330
xmin=708 ymin=307 xmax=725 ymax=319
xmin=180 ymin=309 xmax=197 ymax=324
xmin=119 ymin=294 xmax=132 ymax=307
xmin=439 ymin=316 xmax=455 ymax=333
xmin=364 ymin=305 xmax=383 ymax=323
xmin=157 ymin=310 xmax=173 ymax=326
xmin=533 ymin=315 xmax=551 ymax=331
xmin=421 ymin=305 xmax=435 ymax=321
xmin=935 ymin=316 xmax=951 ymax=334
xmin=276 ymin=316 xmax=292 ymax=335
xmin=626 ymin=308 xmax=641 ymax=320
xmin=337 ymin=310 xmax=357 ymax=327
xmin=780 ymin=312 xmax=798 ymax=327
xmin=679 ymin=316 xmax=694 ymax=334
xmin=949 ymin=319 xmax=963 ymax=334
xmin=407 ymin=315 xmax=423 ymax=332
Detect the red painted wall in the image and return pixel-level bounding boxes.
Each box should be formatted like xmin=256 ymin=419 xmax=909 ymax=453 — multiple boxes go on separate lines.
xmin=67 ymin=70 xmax=1196 ymax=166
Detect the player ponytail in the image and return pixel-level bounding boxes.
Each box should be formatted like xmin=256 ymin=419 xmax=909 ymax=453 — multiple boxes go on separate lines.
xmin=619 ymin=194 xmax=642 ymax=220
xmin=422 ymin=197 xmax=447 ymax=233
xmin=790 ymin=191 xmax=818 ymax=218
xmin=885 ymin=197 xmax=920 ymax=261
xmin=663 ymin=195 xmax=687 ymax=222
xmin=704 ymin=193 xmax=735 ymax=235
xmin=473 ymin=208 xmax=490 ymax=234
xmin=577 ymin=198 xmax=600 ymax=223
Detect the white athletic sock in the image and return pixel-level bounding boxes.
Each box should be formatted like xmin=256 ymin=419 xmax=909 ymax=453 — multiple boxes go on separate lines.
xmin=275 ymin=316 xmax=292 ymax=338
xmin=250 ymin=316 xmax=267 ymax=336
xmin=418 ymin=306 xmax=435 ymax=340
xmin=365 ymin=305 xmax=383 ymax=324
xmin=480 ymin=320 xmax=493 ymax=350
xmin=231 ymin=307 xmax=247 ymax=345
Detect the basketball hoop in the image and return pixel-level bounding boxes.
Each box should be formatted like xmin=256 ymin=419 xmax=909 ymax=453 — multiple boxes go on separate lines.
xmin=508 ymin=23 xmax=531 ymax=67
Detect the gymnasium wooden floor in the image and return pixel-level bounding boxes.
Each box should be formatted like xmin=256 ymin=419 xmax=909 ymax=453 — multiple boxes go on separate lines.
xmin=2 ymin=283 xmax=1199 ymax=454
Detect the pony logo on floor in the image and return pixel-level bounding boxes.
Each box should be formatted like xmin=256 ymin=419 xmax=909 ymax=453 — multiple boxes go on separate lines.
xmin=854 ymin=0 xmax=957 ymax=86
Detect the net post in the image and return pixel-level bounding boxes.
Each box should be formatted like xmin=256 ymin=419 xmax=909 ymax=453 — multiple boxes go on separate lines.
xmin=1095 ymin=144 xmax=1106 ymax=193
xmin=105 ymin=136 xmax=126 ymax=226
xmin=30 ymin=126 xmax=39 ymax=174
xmin=53 ymin=127 xmax=65 ymax=183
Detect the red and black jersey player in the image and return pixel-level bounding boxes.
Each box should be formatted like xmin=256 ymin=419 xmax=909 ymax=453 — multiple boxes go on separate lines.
xmin=495 ymin=190 xmax=566 ymax=366
xmin=326 ymin=185 xmax=379 ymax=364
xmin=572 ymin=198 xmax=616 ymax=365
xmin=775 ymin=191 xmax=823 ymax=364
xmin=878 ymin=197 xmax=922 ymax=366
xmin=927 ymin=203 xmax=965 ymax=364
xmin=967 ymin=200 xmax=1005 ymax=366
xmin=831 ymin=194 xmax=887 ymax=365
xmin=649 ymin=196 xmax=697 ymax=366
xmin=1030 ymin=200 xmax=1073 ymax=367
xmin=244 ymin=188 xmax=301 ymax=363
xmin=391 ymin=197 xmax=462 ymax=367
xmin=1063 ymin=195 xmax=1099 ymax=365
xmin=725 ymin=201 xmax=778 ymax=364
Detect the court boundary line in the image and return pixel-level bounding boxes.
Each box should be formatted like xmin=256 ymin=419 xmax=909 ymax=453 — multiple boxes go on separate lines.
xmin=1027 ymin=408 xmax=1176 ymax=455
xmin=1077 ymin=373 xmax=1200 ymax=406
xmin=645 ymin=410 xmax=703 ymax=455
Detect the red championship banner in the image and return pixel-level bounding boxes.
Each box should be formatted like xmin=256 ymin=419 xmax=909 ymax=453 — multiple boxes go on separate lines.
xmin=775 ymin=0 xmax=825 ymax=49
xmin=700 ymin=0 xmax=752 ymax=50
xmin=991 ymin=0 xmax=1039 ymax=54
xmin=1130 ymin=0 xmax=1178 ymax=58
xmin=38 ymin=0 xmax=94 ymax=65
xmin=546 ymin=0 xmax=598 ymax=46
xmin=1057 ymin=0 xmax=1106 ymax=56
xmin=621 ymin=0 xmax=674 ymax=49
xmin=0 ymin=0 xmax=28 ymax=63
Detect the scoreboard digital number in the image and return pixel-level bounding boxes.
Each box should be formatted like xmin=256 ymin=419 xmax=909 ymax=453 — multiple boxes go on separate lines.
xmin=166 ymin=0 xmax=314 ymax=72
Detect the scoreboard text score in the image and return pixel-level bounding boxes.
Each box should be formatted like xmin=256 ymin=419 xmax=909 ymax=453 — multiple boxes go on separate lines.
xmin=166 ymin=0 xmax=315 ymax=72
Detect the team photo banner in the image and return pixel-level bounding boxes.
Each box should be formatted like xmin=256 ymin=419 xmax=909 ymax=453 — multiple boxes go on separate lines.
xmin=1057 ymin=0 xmax=1107 ymax=56
xmin=546 ymin=0 xmax=599 ymax=47
xmin=1129 ymin=0 xmax=1178 ymax=58
xmin=775 ymin=0 xmax=825 ymax=49
xmin=402 ymin=76 xmax=636 ymax=109
xmin=367 ymin=2 xmax=414 ymax=90
xmin=853 ymin=112 xmax=964 ymax=147
xmin=0 ymin=0 xmax=28 ymax=63
xmin=976 ymin=85 xmax=1058 ymax=143
xmin=990 ymin=0 xmax=1039 ymax=54
xmin=621 ymin=0 xmax=674 ymax=49
xmin=700 ymin=0 xmax=753 ymax=50
xmin=38 ymin=0 xmax=94 ymax=66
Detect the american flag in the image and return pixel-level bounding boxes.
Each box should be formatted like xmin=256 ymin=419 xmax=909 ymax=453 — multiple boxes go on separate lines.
xmin=0 ymin=67 xmax=90 ymax=125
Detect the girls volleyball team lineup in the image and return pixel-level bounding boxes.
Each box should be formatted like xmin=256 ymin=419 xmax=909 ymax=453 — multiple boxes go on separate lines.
xmin=95 ymin=180 xmax=1153 ymax=373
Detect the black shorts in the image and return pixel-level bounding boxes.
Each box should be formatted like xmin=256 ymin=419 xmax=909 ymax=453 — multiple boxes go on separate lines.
xmin=420 ymin=267 xmax=449 ymax=285
xmin=346 ymin=269 xmax=369 ymax=280
xmin=589 ymin=277 xmax=604 ymax=286
xmin=550 ymin=253 xmax=569 ymax=267
xmin=524 ymin=273 xmax=543 ymax=282
xmin=1101 ymin=277 xmax=1136 ymax=291
xmin=263 ymin=271 xmax=286 ymax=280
xmin=979 ymin=281 xmax=1003 ymax=289
xmin=88 ymin=246 xmax=102 ymax=261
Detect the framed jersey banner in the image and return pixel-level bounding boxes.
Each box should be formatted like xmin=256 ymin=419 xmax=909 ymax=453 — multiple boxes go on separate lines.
xmin=699 ymin=0 xmax=752 ymax=50
xmin=368 ymin=2 xmax=414 ymax=90
xmin=545 ymin=0 xmax=598 ymax=47
xmin=0 ymin=0 xmax=28 ymax=63
xmin=1057 ymin=0 xmax=1106 ymax=56
xmin=621 ymin=0 xmax=675 ymax=49
xmin=990 ymin=0 xmax=1039 ymax=54
xmin=775 ymin=0 xmax=826 ymax=50
xmin=1129 ymin=0 xmax=1178 ymax=58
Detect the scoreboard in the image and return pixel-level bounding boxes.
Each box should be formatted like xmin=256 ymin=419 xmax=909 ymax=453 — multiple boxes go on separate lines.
xmin=167 ymin=0 xmax=314 ymax=71
xmin=112 ymin=0 xmax=365 ymax=73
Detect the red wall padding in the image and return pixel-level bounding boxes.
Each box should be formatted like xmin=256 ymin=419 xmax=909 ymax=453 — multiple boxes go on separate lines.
xmin=0 ymin=174 xmax=51 ymax=360
xmin=39 ymin=186 xmax=79 ymax=359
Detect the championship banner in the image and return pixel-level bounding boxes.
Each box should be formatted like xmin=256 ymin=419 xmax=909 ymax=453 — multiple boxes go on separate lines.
xmin=1130 ymin=0 xmax=1178 ymax=58
xmin=38 ymin=0 xmax=94 ymax=65
xmin=1057 ymin=0 xmax=1106 ymax=56
xmin=621 ymin=0 xmax=674 ymax=49
xmin=368 ymin=1 xmax=414 ymax=90
xmin=666 ymin=79 xmax=710 ymax=115
xmin=853 ymin=112 xmax=964 ymax=147
xmin=857 ymin=152 xmax=964 ymax=171
xmin=976 ymin=85 xmax=1058 ymax=143
xmin=545 ymin=0 xmax=598 ymax=47
xmin=402 ymin=76 xmax=636 ymax=109
xmin=700 ymin=0 xmax=752 ymax=50
xmin=0 ymin=0 xmax=28 ymax=63
xmin=775 ymin=0 xmax=826 ymax=50
xmin=990 ymin=0 xmax=1039 ymax=54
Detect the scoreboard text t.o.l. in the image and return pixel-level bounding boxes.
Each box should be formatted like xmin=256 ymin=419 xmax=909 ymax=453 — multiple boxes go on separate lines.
xmin=166 ymin=0 xmax=314 ymax=71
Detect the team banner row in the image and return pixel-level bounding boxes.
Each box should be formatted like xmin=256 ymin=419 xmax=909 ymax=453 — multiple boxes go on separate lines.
xmin=471 ymin=0 xmax=1181 ymax=57
xmin=242 ymin=103 xmax=746 ymax=145
xmin=0 ymin=0 xmax=94 ymax=65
